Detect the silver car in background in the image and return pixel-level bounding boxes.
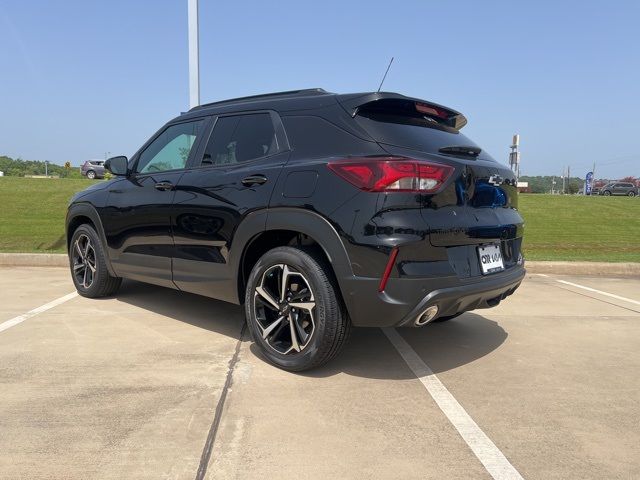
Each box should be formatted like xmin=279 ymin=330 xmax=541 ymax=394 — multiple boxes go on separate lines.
xmin=80 ymin=160 xmax=105 ymax=179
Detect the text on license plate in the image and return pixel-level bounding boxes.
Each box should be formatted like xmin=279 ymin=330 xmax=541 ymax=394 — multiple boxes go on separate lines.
xmin=478 ymin=244 xmax=504 ymax=274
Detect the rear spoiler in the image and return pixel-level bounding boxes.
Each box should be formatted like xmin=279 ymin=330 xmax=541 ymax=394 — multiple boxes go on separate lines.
xmin=337 ymin=92 xmax=468 ymax=131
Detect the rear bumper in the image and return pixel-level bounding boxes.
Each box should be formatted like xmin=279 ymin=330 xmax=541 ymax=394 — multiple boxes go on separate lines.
xmin=340 ymin=265 xmax=525 ymax=328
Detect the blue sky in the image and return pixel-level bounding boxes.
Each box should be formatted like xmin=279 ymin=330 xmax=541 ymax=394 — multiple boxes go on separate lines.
xmin=1 ymin=0 xmax=638 ymax=179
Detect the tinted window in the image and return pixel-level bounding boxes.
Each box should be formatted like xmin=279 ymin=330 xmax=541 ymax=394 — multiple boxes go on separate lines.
xmin=355 ymin=106 xmax=494 ymax=161
xmin=282 ymin=115 xmax=382 ymax=158
xmin=201 ymin=113 xmax=277 ymax=166
xmin=137 ymin=120 xmax=204 ymax=173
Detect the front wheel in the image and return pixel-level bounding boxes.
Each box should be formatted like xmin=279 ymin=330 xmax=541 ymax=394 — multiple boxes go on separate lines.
xmin=86 ymin=170 xmax=96 ymax=180
xmin=69 ymin=224 xmax=121 ymax=297
xmin=603 ymin=190 xmax=611 ymax=196
xmin=245 ymin=246 xmax=351 ymax=371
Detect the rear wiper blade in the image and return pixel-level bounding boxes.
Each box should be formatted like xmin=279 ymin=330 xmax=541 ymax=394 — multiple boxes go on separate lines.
xmin=438 ymin=146 xmax=481 ymax=158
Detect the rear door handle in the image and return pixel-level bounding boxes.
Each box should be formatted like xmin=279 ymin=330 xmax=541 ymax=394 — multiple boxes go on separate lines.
xmin=154 ymin=181 xmax=174 ymax=191
xmin=241 ymin=175 xmax=267 ymax=187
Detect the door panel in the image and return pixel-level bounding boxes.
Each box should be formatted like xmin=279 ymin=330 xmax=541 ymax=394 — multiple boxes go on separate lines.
xmin=102 ymin=172 xmax=185 ymax=287
xmin=171 ymin=153 xmax=289 ymax=301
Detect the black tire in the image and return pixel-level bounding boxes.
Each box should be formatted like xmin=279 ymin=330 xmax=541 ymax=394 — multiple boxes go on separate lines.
xmin=603 ymin=190 xmax=611 ymax=196
xmin=86 ymin=170 xmax=96 ymax=180
xmin=432 ymin=312 xmax=463 ymax=323
xmin=69 ymin=224 xmax=121 ymax=298
xmin=628 ymin=191 xmax=636 ymax=197
xmin=245 ymin=246 xmax=351 ymax=371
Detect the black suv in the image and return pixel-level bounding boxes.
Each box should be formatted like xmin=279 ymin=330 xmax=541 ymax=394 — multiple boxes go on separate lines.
xmin=66 ymin=89 xmax=525 ymax=371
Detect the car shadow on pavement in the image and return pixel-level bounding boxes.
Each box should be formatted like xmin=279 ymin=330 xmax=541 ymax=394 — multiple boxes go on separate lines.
xmin=298 ymin=313 xmax=508 ymax=380
xmin=111 ymin=281 xmax=508 ymax=381
xmin=110 ymin=280 xmax=245 ymax=340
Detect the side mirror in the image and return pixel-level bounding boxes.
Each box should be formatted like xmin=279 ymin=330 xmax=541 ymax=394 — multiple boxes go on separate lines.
xmin=104 ymin=156 xmax=129 ymax=176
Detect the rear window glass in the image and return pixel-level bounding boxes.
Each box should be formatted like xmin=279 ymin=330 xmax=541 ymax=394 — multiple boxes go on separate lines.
xmin=355 ymin=107 xmax=494 ymax=161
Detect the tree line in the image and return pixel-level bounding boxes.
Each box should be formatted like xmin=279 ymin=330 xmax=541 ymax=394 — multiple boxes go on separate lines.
xmin=0 ymin=156 xmax=82 ymax=178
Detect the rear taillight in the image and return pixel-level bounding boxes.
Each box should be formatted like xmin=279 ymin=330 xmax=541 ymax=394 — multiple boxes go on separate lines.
xmin=327 ymin=157 xmax=453 ymax=193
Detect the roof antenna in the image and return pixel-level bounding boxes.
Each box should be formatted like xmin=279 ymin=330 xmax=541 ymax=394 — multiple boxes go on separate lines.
xmin=377 ymin=57 xmax=394 ymax=92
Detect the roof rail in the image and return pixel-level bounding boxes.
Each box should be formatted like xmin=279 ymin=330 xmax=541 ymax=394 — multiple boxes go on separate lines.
xmin=189 ymin=88 xmax=329 ymax=111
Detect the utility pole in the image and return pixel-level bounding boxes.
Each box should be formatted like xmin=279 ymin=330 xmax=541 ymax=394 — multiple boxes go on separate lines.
xmin=188 ymin=0 xmax=200 ymax=109
xmin=561 ymin=168 xmax=566 ymax=195
xmin=509 ymin=134 xmax=520 ymax=182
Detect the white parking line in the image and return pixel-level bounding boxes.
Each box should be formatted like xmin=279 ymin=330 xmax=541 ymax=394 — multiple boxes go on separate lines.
xmin=0 ymin=292 xmax=78 ymax=333
xmin=555 ymin=280 xmax=640 ymax=306
xmin=383 ymin=328 xmax=524 ymax=480
xmin=536 ymin=274 xmax=640 ymax=306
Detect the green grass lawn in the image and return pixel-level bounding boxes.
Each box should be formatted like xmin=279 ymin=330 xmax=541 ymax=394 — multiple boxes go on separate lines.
xmin=0 ymin=178 xmax=639 ymax=262
xmin=519 ymin=194 xmax=640 ymax=262
xmin=0 ymin=177 xmax=92 ymax=253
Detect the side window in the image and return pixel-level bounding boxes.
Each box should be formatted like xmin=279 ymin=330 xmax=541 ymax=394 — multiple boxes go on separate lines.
xmin=136 ymin=120 xmax=204 ymax=174
xmin=201 ymin=113 xmax=278 ymax=166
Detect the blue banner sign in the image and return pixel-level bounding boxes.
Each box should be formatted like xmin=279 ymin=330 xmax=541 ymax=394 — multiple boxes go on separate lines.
xmin=585 ymin=171 xmax=593 ymax=195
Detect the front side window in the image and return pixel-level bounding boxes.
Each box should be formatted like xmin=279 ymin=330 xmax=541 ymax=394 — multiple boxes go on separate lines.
xmin=201 ymin=113 xmax=277 ymax=166
xmin=137 ymin=120 xmax=204 ymax=174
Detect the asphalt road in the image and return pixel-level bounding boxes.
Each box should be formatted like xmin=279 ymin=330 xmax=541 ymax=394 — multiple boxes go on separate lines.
xmin=1 ymin=267 xmax=639 ymax=480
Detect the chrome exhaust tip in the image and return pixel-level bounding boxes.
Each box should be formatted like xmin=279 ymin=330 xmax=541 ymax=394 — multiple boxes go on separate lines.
xmin=415 ymin=306 xmax=439 ymax=326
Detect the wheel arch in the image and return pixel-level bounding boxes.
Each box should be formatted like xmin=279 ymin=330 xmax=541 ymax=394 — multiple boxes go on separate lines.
xmin=234 ymin=208 xmax=354 ymax=306
xmin=66 ymin=203 xmax=116 ymax=276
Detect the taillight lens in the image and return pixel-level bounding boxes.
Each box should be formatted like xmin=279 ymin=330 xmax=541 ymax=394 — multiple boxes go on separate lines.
xmin=327 ymin=157 xmax=453 ymax=193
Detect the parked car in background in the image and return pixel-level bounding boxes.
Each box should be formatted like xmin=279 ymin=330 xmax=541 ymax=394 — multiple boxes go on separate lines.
xmin=80 ymin=160 xmax=105 ymax=179
xmin=599 ymin=182 xmax=638 ymax=196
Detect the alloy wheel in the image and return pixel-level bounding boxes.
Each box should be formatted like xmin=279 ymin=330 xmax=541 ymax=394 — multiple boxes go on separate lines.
xmin=253 ymin=264 xmax=316 ymax=355
xmin=72 ymin=234 xmax=97 ymax=289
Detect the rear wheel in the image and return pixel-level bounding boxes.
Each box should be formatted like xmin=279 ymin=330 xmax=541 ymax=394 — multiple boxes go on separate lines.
xmin=245 ymin=246 xmax=351 ymax=371
xmin=69 ymin=224 xmax=121 ymax=297
xmin=628 ymin=191 xmax=636 ymax=197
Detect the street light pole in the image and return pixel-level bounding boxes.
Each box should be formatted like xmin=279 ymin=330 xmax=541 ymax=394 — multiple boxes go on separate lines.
xmin=188 ymin=0 xmax=200 ymax=109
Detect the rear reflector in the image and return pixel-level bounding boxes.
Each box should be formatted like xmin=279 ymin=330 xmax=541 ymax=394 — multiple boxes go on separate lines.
xmin=378 ymin=247 xmax=399 ymax=293
xmin=328 ymin=157 xmax=453 ymax=193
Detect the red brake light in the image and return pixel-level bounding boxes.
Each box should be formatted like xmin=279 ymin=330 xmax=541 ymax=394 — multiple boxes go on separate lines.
xmin=327 ymin=157 xmax=453 ymax=193
xmin=415 ymin=102 xmax=449 ymax=119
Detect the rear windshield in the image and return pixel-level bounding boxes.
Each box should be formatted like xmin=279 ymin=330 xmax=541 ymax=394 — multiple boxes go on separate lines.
xmin=355 ymin=110 xmax=495 ymax=161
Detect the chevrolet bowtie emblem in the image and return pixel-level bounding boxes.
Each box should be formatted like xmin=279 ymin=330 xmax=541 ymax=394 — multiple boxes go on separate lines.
xmin=488 ymin=174 xmax=503 ymax=186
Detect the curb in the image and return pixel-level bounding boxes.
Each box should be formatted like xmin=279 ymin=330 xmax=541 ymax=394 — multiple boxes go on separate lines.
xmin=0 ymin=253 xmax=68 ymax=267
xmin=0 ymin=253 xmax=639 ymax=276
xmin=525 ymin=261 xmax=640 ymax=276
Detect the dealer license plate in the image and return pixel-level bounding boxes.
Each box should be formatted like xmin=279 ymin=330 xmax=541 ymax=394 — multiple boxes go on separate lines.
xmin=478 ymin=243 xmax=504 ymax=275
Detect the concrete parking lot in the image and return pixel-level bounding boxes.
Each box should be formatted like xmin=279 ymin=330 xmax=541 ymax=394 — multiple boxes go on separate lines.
xmin=1 ymin=267 xmax=639 ymax=480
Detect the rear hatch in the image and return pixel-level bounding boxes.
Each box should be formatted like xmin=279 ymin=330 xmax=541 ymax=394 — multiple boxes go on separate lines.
xmin=339 ymin=94 xmax=524 ymax=272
